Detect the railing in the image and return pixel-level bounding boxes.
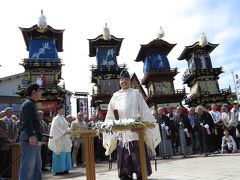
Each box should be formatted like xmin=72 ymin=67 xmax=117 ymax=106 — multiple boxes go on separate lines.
xmin=90 ymin=64 xmax=127 ymax=71
xmin=23 ymin=58 xmax=61 ymax=62
xmin=144 ymin=68 xmax=178 ymax=75
xmin=175 ymin=89 xmax=185 ymax=94
xmin=182 ymin=67 xmax=223 ymax=81
xmin=185 ymin=93 xmax=198 ymax=102
xmin=148 ymin=89 xmax=185 ymax=96
xmin=185 ymin=87 xmax=231 ymax=102
xmin=220 ymin=88 xmax=232 ymax=94
xmin=92 ymin=89 xmax=113 ymax=96
xmin=20 ymin=59 xmax=63 ymax=67
xmin=18 ymin=84 xmax=64 ymax=90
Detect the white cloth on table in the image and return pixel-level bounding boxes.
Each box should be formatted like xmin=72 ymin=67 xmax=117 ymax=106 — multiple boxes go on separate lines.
xmin=103 ymin=88 xmax=161 ymax=156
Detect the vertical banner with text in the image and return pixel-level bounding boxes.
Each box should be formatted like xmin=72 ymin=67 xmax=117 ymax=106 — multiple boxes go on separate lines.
xmin=77 ymin=98 xmax=88 ymax=115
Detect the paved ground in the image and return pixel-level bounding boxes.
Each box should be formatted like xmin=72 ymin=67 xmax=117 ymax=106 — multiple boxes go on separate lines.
xmin=43 ymin=153 xmax=240 ymax=180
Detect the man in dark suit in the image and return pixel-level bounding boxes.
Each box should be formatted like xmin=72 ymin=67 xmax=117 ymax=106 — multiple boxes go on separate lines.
xmin=195 ymin=106 xmax=215 ymax=156
xmin=0 ymin=107 xmax=18 ymax=178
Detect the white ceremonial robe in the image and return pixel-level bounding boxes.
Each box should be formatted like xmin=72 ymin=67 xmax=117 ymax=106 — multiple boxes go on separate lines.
xmin=103 ymin=88 xmax=161 ymax=156
xmin=48 ymin=114 xmax=72 ymax=154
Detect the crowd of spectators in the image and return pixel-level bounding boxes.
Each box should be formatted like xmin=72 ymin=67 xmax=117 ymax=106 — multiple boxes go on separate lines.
xmin=0 ymin=101 xmax=239 ymax=178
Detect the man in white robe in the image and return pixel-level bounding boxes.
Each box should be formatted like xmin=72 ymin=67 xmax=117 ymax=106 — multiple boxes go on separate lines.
xmin=103 ymin=70 xmax=160 ymax=180
xmin=48 ymin=104 xmax=72 ymax=175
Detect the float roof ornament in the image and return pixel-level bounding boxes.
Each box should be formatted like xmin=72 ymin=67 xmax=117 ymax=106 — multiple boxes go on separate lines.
xmin=19 ymin=13 xmax=64 ymax=52
xmin=135 ymin=39 xmax=176 ymax=62
xmin=88 ymin=24 xmax=123 ymax=57
xmin=178 ymin=33 xmax=218 ymax=60
xmin=37 ymin=10 xmax=47 ymax=30
xmin=198 ymin=33 xmax=208 ymax=47
xmin=103 ymin=23 xmax=111 ymax=41
xmin=157 ymin=26 xmax=164 ymax=39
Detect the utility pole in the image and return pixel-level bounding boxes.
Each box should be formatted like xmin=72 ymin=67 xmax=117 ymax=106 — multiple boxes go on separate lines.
xmin=232 ymin=69 xmax=240 ymax=103
xmin=231 ymin=70 xmax=237 ymax=92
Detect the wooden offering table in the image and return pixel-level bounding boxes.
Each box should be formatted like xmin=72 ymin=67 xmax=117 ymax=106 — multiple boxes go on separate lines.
xmin=70 ymin=130 xmax=97 ymax=180
xmin=7 ymin=142 xmax=44 ymax=180
xmin=70 ymin=124 xmax=154 ymax=180
xmin=112 ymin=124 xmax=155 ymax=180
xmin=8 ymin=143 xmax=21 ymax=180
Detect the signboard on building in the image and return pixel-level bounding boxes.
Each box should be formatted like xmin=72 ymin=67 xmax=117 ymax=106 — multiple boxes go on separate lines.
xmin=29 ymin=40 xmax=58 ymax=59
xmin=96 ymin=47 xmax=117 ymax=67
xmin=77 ymin=98 xmax=88 ymax=115
xmin=37 ymin=101 xmax=58 ymax=115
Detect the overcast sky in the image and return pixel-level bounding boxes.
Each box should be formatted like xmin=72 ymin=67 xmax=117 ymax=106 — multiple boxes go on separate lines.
xmin=0 ymin=0 xmax=240 ymax=95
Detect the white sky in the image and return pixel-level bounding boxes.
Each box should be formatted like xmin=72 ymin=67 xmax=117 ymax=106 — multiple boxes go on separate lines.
xmin=0 ymin=0 xmax=240 ymax=99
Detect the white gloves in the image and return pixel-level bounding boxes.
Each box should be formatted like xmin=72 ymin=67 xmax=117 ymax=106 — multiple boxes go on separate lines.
xmin=204 ymin=124 xmax=209 ymax=129
xmin=161 ymin=123 xmax=165 ymax=129
xmin=165 ymin=126 xmax=169 ymax=131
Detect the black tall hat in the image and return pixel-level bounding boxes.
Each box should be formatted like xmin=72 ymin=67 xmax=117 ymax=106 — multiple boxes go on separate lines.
xmin=120 ymin=69 xmax=130 ymax=79
xmin=56 ymin=104 xmax=64 ymax=110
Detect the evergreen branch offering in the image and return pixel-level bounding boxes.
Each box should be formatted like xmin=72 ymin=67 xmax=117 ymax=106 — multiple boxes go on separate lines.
xmin=91 ymin=117 xmax=155 ymax=133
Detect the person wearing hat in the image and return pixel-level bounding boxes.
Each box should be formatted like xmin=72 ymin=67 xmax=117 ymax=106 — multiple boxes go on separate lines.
xmin=19 ymin=83 xmax=43 ymax=180
xmin=48 ymin=104 xmax=72 ymax=175
xmin=103 ymin=69 xmax=161 ymax=180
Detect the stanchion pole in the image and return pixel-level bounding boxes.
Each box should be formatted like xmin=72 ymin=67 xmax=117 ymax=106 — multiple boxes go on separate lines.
xmin=137 ymin=128 xmax=148 ymax=180
xmin=71 ymin=130 xmax=96 ymax=180
xmin=113 ymin=125 xmax=153 ymax=180
xmin=89 ymin=136 xmax=96 ymax=180
xmin=9 ymin=143 xmax=21 ymax=180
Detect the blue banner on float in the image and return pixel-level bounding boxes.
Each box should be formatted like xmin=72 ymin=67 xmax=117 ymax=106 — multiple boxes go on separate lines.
xmin=143 ymin=52 xmax=170 ymax=74
xmin=29 ymin=40 xmax=58 ymax=60
xmin=96 ymin=47 xmax=118 ymax=67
